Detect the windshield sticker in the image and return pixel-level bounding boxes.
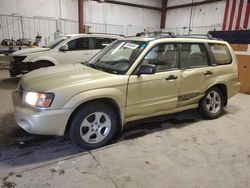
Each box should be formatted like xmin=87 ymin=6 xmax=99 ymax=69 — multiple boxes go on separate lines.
xmin=124 ymin=43 xmax=139 ymax=49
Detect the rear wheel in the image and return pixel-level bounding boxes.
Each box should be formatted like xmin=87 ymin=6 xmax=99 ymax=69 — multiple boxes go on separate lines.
xmin=69 ymin=102 xmax=117 ymax=149
xmin=198 ymin=87 xmax=224 ymax=119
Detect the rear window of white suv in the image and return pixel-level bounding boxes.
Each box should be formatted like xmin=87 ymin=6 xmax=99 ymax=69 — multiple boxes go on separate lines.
xmin=209 ymin=43 xmax=232 ymax=65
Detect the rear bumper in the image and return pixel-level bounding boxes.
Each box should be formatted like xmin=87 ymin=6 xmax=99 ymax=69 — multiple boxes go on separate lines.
xmin=12 ymin=91 xmax=73 ymax=136
xmin=228 ymin=81 xmax=240 ymax=98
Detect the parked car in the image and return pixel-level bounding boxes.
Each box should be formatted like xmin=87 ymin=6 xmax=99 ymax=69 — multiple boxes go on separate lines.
xmin=9 ymin=33 xmax=122 ymax=77
xmin=12 ymin=33 xmax=240 ymax=149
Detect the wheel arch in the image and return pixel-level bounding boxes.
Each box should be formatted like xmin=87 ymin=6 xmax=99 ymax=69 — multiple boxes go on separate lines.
xmin=208 ymin=84 xmax=228 ymax=106
xmin=31 ymin=56 xmax=59 ymax=66
xmin=64 ymin=98 xmax=123 ymax=134
xmin=34 ymin=60 xmax=55 ymax=66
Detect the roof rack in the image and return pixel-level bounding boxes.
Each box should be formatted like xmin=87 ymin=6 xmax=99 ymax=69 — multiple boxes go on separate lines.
xmin=87 ymin=32 xmax=125 ymax=37
xmin=136 ymin=31 xmax=176 ymax=38
xmin=180 ymin=33 xmax=222 ymax=40
xmin=134 ymin=31 xmax=223 ymax=41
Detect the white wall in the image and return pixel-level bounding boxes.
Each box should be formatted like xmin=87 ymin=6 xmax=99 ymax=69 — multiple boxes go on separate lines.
xmin=165 ymin=0 xmax=226 ymax=34
xmin=0 ymin=0 xmax=77 ymax=20
xmin=84 ymin=0 xmax=161 ymax=35
xmin=0 ymin=0 xmax=229 ymax=38
xmin=0 ymin=0 xmax=79 ymax=46
xmin=0 ymin=0 xmax=161 ymax=36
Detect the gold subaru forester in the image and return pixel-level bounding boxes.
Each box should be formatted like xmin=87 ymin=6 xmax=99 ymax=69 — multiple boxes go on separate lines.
xmin=12 ymin=33 xmax=240 ymax=149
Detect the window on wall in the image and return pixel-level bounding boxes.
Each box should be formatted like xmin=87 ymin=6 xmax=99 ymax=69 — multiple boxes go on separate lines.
xmin=143 ymin=43 xmax=178 ymax=72
xmin=67 ymin=37 xmax=89 ymax=50
xmin=209 ymin=43 xmax=232 ymax=65
xmin=180 ymin=43 xmax=209 ymax=68
xmin=93 ymin=38 xmax=116 ymax=49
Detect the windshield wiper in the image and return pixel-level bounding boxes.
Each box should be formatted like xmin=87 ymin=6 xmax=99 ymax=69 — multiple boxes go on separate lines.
xmin=81 ymin=61 xmax=89 ymax=66
xmin=82 ymin=61 xmax=119 ymax=74
xmin=101 ymin=68 xmax=118 ymax=74
xmin=81 ymin=61 xmax=101 ymax=70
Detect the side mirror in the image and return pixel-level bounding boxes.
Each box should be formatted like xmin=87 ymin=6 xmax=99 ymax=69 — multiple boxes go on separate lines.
xmin=59 ymin=44 xmax=68 ymax=51
xmin=137 ymin=64 xmax=156 ymax=76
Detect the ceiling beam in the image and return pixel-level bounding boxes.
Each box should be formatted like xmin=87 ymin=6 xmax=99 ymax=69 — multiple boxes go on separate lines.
xmin=91 ymin=0 xmax=161 ymax=11
xmin=166 ymin=0 xmax=223 ymax=10
xmin=90 ymin=0 xmax=223 ymax=12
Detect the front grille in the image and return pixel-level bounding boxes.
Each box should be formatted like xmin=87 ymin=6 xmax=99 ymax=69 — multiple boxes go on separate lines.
xmin=9 ymin=56 xmax=29 ymax=76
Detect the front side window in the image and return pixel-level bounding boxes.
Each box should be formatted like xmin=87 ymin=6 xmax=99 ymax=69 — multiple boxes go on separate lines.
xmin=67 ymin=37 xmax=89 ymax=50
xmin=209 ymin=43 xmax=232 ymax=65
xmin=180 ymin=43 xmax=209 ymax=68
xmin=88 ymin=40 xmax=147 ymax=74
xmin=143 ymin=43 xmax=178 ymax=72
xmin=93 ymin=38 xmax=115 ymax=49
xmin=46 ymin=36 xmax=70 ymax=49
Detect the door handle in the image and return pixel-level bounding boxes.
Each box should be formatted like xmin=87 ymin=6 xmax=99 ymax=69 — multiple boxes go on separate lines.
xmin=204 ymin=71 xmax=213 ymax=76
xmin=165 ymin=75 xmax=178 ymax=80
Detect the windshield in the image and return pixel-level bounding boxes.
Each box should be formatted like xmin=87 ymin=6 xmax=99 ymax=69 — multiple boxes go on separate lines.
xmin=88 ymin=40 xmax=147 ymax=74
xmin=45 ymin=36 xmax=70 ymax=49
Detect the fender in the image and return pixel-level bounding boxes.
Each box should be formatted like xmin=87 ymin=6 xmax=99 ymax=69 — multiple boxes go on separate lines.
xmin=29 ymin=56 xmax=60 ymax=66
xmin=22 ymin=49 xmax=60 ymax=66
xmin=63 ymin=87 xmax=127 ymax=124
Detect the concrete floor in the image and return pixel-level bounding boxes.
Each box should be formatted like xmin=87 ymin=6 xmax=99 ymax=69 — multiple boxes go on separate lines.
xmin=0 ymin=69 xmax=250 ymax=188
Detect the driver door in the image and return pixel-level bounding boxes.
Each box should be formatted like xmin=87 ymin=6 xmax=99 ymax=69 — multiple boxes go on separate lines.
xmin=59 ymin=37 xmax=92 ymax=64
xmin=126 ymin=43 xmax=181 ymax=120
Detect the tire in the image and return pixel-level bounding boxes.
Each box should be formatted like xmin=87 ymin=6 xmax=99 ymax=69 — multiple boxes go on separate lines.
xmin=69 ymin=102 xmax=117 ymax=149
xmin=198 ymin=87 xmax=224 ymax=119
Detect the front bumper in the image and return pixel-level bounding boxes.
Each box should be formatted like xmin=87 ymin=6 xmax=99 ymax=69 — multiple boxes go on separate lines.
xmin=12 ymin=90 xmax=73 ymax=136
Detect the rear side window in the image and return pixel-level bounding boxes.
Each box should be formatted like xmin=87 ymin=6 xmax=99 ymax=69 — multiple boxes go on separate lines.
xmin=180 ymin=43 xmax=209 ymax=68
xmin=209 ymin=43 xmax=232 ymax=65
xmin=93 ymin=38 xmax=115 ymax=49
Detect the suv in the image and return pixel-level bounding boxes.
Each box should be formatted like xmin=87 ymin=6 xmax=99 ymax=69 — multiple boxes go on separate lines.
xmin=12 ymin=33 xmax=240 ymax=149
xmin=9 ymin=33 xmax=122 ymax=77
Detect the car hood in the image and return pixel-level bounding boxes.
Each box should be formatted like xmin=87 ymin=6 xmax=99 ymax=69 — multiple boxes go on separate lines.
xmin=20 ymin=64 xmax=113 ymax=91
xmin=11 ymin=47 xmax=51 ymax=56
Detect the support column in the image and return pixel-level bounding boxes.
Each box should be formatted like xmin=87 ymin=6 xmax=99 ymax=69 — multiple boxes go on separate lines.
xmin=78 ymin=0 xmax=84 ymax=33
xmin=160 ymin=0 xmax=168 ymax=29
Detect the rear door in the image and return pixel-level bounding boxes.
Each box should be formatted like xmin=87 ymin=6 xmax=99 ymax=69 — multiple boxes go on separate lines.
xmin=90 ymin=37 xmax=117 ymax=58
xmin=177 ymin=43 xmax=215 ymax=107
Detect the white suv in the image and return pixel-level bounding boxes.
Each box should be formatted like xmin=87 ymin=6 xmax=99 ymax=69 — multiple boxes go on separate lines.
xmin=9 ymin=34 xmax=122 ymax=77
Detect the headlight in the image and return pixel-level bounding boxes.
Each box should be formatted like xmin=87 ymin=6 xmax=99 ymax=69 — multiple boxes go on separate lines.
xmin=23 ymin=91 xmax=54 ymax=108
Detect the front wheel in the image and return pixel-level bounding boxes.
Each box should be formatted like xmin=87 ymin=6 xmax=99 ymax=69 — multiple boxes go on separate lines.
xmin=198 ymin=87 xmax=224 ymax=119
xmin=69 ymin=102 xmax=117 ymax=149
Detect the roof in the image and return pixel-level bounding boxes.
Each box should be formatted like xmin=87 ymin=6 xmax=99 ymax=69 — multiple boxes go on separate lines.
xmin=65 ymin=33 xmax=123 ymax=38
xmin=121 ymin=33 xmax=227 ymax=44
xmin=123 ymin=36 xmax=156 ymax=42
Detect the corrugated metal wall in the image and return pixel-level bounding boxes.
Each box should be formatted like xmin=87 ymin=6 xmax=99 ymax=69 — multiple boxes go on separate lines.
xmin=0 ymin=14 xmax=78 ymax=46
xmin=0 ymin=14 xmax=125 ymax=46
